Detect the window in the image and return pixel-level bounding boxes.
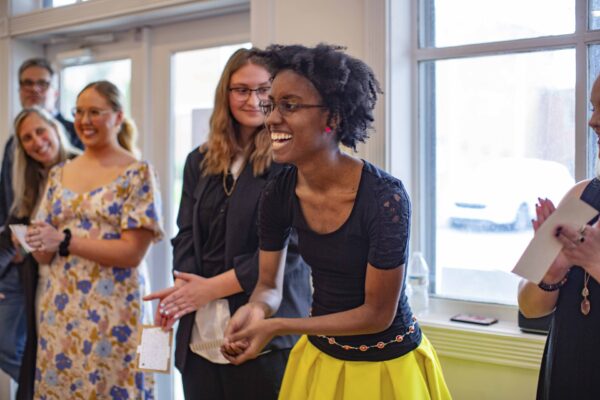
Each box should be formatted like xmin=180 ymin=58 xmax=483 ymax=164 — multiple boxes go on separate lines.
xmin=44 ymin=0 xmax=89 ymax=8
xmin=592 ymin=0 xmax=600 ymax=30
xmin=60 ymin=59 xmax=131 ymax=120
xmin=417 ymin=0 xmax=600 ymax=304
xmin=427 ymin=0 xmax=574 ymax=47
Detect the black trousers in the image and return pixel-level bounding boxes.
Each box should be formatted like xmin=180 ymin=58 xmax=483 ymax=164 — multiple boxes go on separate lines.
xmin=182 ymin=348 xmax=290 ymax=400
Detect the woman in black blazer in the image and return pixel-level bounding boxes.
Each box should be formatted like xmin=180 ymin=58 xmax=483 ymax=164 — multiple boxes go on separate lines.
xmin=144 ymin=48 xmax=311 ymax=400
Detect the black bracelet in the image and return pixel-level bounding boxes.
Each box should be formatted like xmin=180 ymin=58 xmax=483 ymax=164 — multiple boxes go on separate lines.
xmin=58 ymin=228 xmax=72 ymax=257
xmin=538 ymin=276 xmax=568 ymax=292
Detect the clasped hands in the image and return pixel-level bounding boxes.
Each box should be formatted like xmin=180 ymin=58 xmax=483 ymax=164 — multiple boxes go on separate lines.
xmin=24 ymin=221 xmax=63 ymax=253
xmin=220 ymin=302 xmax=277 ymax=365
xmin=144 ymin=271 xmax=219 ymax=330
xmin=143 ymin=274 xmax=274 ymax=364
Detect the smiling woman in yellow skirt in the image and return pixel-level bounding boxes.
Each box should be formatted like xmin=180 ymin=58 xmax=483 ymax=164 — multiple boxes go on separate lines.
xmin=221 ymin=43 xmax=451 ymax=400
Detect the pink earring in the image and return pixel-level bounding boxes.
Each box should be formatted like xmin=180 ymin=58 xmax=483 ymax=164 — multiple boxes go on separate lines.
xmin=325 ymin=127 xmax=332 ymax=133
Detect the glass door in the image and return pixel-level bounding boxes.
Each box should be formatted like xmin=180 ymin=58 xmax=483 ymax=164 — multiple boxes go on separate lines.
xmin=44 ymin=12 xmax=250 ymax=399
xmin=60 ymin=59 xmax=132 ymax=119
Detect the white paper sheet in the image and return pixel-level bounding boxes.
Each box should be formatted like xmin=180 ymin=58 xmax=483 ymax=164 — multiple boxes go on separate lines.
xmin=9 ymin=224 xmax=34 ymax=253
xmin=137 ymin=326 xmax=172 ymax=373
xmin=512 ymin=197 xmax=599 ymax=283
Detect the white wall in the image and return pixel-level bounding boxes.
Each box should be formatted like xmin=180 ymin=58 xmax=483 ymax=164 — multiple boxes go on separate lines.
xmin=252 ymin=0 xmax=365 ymax=52
xmin=8 ymin=39 xmax=43 ymax=115
xmin=0 ymin=37 xmax=41 ymax=144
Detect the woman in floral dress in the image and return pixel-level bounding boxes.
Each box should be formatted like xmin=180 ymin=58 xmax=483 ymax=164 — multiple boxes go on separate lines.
xmin=26 ymin=80 xmax=163 ymax=399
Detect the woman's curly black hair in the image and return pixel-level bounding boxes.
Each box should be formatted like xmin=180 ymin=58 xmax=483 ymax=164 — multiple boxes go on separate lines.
xmin=255 ymin=43 xmax=382 ymax=150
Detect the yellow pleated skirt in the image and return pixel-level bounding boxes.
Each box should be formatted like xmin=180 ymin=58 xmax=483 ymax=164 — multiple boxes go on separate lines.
xmin=279 ymin=334 xmax=452 ymax=400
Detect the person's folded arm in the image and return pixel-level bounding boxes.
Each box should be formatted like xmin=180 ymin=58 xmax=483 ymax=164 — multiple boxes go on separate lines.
xmin=27 ymin=223 xmax=154 ymax=268
xmin=517 ymin=191 xmax=581 ymax=318
xmin=223 ymin=260 xmax=403 ymax=364
xmin=271 ymin=263 xmax=402 ymax=337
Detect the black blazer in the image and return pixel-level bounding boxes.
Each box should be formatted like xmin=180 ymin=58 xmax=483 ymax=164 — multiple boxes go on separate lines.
xmin=172 ymin=148 xmax=311 ymax=372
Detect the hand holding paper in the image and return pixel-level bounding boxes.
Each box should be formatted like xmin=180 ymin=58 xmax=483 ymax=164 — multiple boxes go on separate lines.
xmin=512 ymin=197 xmax=599 ymax=283
xmin=9 ymin=224 xmax=34 ymax=253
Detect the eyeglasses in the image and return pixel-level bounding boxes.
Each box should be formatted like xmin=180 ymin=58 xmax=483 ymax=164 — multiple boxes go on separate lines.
xmin=19 ymin=79 xmax=51 ymax=91
xmin=71 ymin=107 xmax=112 ymax=121
xmin=228 ymin=87 xmax=271 ymax=101
xmin=259 ymin=100 xmax=326 ymax=117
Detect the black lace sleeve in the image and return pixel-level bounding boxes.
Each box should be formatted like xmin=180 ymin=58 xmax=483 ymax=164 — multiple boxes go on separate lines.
xmin=367 ymin=176 xmax=411 ymax=269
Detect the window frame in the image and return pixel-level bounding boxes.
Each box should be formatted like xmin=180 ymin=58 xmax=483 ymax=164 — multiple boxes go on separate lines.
xmin=401 ymin=0 xmax=600 ymax=308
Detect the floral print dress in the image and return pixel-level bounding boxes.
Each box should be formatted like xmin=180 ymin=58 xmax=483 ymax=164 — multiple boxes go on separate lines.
xmin=34 ymin=160 xmax=163 ymax=399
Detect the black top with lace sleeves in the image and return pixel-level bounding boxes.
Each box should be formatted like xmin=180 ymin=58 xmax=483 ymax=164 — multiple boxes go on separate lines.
xmin=259 ymin=160 xmax=420 ymax=361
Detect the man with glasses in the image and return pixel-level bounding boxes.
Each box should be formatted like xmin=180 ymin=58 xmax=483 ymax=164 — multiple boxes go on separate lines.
xmin=1 ymin=58 xmax=83 ymax=225
xmin=0 ymin=58 xmax=83 ymax=388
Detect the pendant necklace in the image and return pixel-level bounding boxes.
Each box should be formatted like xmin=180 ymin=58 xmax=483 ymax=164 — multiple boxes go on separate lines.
xmin=222 ymin=171 xmax=237 ymax=196
xmin=222 ymin=156 xmax=246 ymax=197
xmin=581 ymin=271 xmax=591 ymax=316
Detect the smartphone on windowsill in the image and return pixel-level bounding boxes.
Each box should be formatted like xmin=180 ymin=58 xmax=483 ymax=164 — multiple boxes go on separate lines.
xmin=450 ymin=313 xmax=498 ymax=326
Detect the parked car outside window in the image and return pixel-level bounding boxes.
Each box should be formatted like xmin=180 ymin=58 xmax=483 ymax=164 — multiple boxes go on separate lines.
xmin=448 ymin=158 xmax=575 ymax=231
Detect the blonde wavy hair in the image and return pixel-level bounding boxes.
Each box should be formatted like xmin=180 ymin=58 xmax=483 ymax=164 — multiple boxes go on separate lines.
xmin=11 ymin=107 xmax=80 ymax=218
xmin=201 ymin=48 xmax=272 ymax=177
xmin=78 ymin=80 xmax=140 ymax=158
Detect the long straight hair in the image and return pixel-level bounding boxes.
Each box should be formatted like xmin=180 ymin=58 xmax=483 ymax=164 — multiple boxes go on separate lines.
xmin=201 ymin=48 xmax=272 ymax=177
xmin=11 ymin=107 xmax=80 ymax=218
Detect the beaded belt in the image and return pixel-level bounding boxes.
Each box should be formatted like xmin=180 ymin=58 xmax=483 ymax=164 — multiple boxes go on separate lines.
xmin=317 ymin=316 xmax=418 ymax=352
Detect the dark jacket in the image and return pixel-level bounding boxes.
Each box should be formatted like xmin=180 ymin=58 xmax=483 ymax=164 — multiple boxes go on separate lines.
xmin=0 ymin=214 xmax=37 ymax=400
xmin=172 ymin=148 xmax=311 ymax=372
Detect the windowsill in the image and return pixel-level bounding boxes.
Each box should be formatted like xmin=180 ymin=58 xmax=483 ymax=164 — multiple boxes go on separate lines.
xmin=419 ymin=296 xmax=544 ymax=338
xmin=417 ymin=297 xmax=546 ymax=369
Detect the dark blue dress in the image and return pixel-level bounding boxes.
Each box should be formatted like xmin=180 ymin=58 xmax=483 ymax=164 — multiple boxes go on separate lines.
xmin=537 ymin=177 xmax=600 ymax=400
